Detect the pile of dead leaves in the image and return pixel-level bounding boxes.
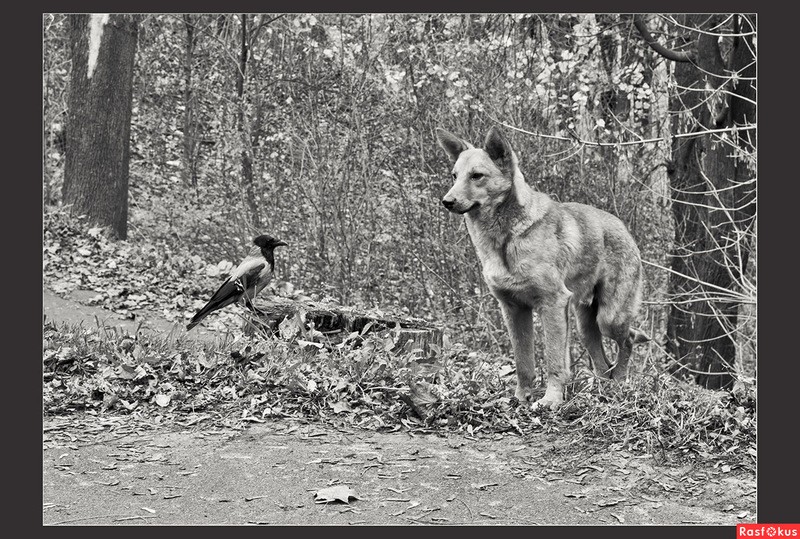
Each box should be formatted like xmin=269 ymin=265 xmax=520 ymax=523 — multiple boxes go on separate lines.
xmin=42 ymin=317 xmax=755 ymax=472
xmin=42 ymin=319 xmax=531 ymax=433
xmin=44 ymin=207 xmax=212 ymax=324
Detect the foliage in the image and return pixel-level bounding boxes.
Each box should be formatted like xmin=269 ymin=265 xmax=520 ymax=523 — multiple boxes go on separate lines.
xmin=42 ymin=312 xmax=756 ymax=472
xmin=43 ymin=205 xmax=222 ymax=324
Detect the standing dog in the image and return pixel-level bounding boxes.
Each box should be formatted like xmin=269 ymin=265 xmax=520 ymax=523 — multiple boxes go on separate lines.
xmin=436 ymin=127 xmax=648 ymax=410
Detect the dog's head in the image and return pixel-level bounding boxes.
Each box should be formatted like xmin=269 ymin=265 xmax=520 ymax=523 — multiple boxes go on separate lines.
xmin=435 ymin=127 xmax=517 ymax=215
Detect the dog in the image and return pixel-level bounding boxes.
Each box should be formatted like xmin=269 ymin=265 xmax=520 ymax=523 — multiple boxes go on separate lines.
xmin=436 ymin=126 xmax=649 ymax=410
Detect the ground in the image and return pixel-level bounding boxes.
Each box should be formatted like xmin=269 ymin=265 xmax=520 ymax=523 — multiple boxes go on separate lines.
xmin=42 ymin=288 xmax=756 ymax=526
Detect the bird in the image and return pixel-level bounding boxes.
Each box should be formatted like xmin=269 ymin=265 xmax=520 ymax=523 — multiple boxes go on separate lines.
xmin=186 ymin=234 xmax=288 ymax=331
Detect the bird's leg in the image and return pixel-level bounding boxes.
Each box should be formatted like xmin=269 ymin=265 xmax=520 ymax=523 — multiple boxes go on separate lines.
xmin=242 ymin=294 xmax=264 ymax=316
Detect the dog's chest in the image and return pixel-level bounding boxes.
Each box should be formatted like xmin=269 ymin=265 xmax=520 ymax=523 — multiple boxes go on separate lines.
xmin=469 ymin=227 xmax=551 ymax=296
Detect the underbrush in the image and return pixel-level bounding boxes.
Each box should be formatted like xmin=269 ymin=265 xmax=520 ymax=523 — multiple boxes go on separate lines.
xmin=42 ymin=316 xmax=756 ymax=472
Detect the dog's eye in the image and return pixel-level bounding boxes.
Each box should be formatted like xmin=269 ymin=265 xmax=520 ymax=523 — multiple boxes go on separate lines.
xmin=471 ymin=172 xmax=484 ymax=180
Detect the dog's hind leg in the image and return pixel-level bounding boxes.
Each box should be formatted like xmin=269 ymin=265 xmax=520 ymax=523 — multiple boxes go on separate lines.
xmin=498 ymin=301 xmax=537 ymax=403
xmin=629 ymin=327 xmax=650 ymax=344
xmin=611 ymin=331 xmax=634 ymax=381
xmin=611 ymin=328 xmax=650 ymax=380
xmin=574 ymin=299 xmax=613 ymax=378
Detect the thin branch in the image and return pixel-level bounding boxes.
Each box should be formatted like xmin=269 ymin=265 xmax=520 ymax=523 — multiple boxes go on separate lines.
xmin=491 ymin=117 xmax=756 ymax=149
xmin=633 ymin=14 xmax=694 ymax=63
xmin=641 ymin=259 xmax=751 ymax=302
xmin=662 ymin=14 xmax=756 ymax=38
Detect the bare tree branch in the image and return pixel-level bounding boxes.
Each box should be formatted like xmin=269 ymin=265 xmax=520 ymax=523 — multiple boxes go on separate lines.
xmin=633 ymin=14 xmax=694 ymax=63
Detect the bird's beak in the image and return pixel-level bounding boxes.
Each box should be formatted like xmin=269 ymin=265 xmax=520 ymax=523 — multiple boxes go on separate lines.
xmin=276 ymin=241 xmax=288 ymax=248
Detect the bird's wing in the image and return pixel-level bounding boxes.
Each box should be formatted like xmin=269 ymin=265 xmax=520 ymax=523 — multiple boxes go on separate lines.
xmin=233 ymin=258 xmax=267 ymax=290
xmin=187 ymin=258 xmax=267 ymax=330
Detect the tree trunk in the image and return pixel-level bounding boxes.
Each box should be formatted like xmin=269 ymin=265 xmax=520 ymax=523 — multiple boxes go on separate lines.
xmin=63 ymin=14 xmax=138 ymax=240
xmin=181 ymin=14 xmax=199 ymax=187
xmin=236 ymin=14 xmax=260 ymax=228
xmin=662 ymin=14 xmax=756 ymax=389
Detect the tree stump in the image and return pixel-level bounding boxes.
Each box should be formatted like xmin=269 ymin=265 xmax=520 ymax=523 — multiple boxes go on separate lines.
xmin=252 ymin=297 xmax=444 ymax=358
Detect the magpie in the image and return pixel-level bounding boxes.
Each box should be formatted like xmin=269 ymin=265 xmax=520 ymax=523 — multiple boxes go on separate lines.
xmin=186 ymin=235 xmax=288 ymax=331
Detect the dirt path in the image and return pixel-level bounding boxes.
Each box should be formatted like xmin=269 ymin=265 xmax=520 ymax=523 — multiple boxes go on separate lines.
xmin=42 ymin=287 xmax=756 ymax=526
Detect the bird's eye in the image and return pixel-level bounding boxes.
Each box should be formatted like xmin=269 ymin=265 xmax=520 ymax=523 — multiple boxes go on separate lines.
xmin=471 ymin=172 xmax=484 ymax=180
xmin=451 ymin=172 xmax=457 ymax=180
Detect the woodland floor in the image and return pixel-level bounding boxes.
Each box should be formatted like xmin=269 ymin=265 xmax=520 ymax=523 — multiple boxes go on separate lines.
xmin=42 ymin=287 xmax=757 ymax=526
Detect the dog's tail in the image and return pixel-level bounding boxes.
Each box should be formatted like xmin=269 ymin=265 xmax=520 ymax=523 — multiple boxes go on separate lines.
xmin=629 ymin=327 xmax=651 ymax=345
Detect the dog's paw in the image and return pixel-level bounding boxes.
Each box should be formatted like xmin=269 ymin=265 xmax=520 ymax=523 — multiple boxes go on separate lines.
xmin=514 ymin=386 xmax=535 ymax=403
xmin=531 ymin=384 xmax=564 ymax=410
xmin=531 ymin=396 xmax=562 ymax=411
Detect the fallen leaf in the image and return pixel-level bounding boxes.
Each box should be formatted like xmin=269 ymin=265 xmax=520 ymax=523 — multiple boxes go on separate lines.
xmin=96 ymin=479 xmax=120 ymax=486
xmin=297 ymin=339 xmax=324 ymax=349
xmin=331 ymin=401 xmax=353 ymax=414
xmin=409 ymin=381 xmax=438 ymax=407
xmin=498 ymin=364 xmax=515 ymax=377
xmin=279 ymin=314 xmax=303 ymax=340
xmin=196 ymin=350 xmax=216 ymax=369
xmin=595 ymin=498 xmax=626 ymax=507
xmin=314 ymin=485 xmax=360 ymax=504
xmin=154 ymin=394 xmax=171 ymax=407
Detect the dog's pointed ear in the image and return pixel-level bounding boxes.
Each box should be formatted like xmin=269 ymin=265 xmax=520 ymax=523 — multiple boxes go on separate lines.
xmin=436 ymin=128 xmax=470 ymax=163
xmin=484 ymin=126 xmax=511 ymax=162
xmin=484 ymin=126 xmax=514 ymax=175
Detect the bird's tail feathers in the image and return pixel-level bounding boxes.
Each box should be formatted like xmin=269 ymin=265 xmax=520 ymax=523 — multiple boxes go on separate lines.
xmin=186 ymin=280 xmax=241 ymax=331
xmin=186 ymin=307 xmax=212 ymax=331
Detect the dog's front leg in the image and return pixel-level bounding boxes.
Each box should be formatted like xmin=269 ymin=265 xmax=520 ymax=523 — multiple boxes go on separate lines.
xmin=535 ymin=292 xmax=573 ymax=410
xmin=498 ymin=301 xmax=536 ymax=402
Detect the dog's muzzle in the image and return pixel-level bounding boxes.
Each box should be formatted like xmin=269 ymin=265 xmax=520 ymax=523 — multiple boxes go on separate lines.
xmin=442 ymin=198 xmax=478 ymax=214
